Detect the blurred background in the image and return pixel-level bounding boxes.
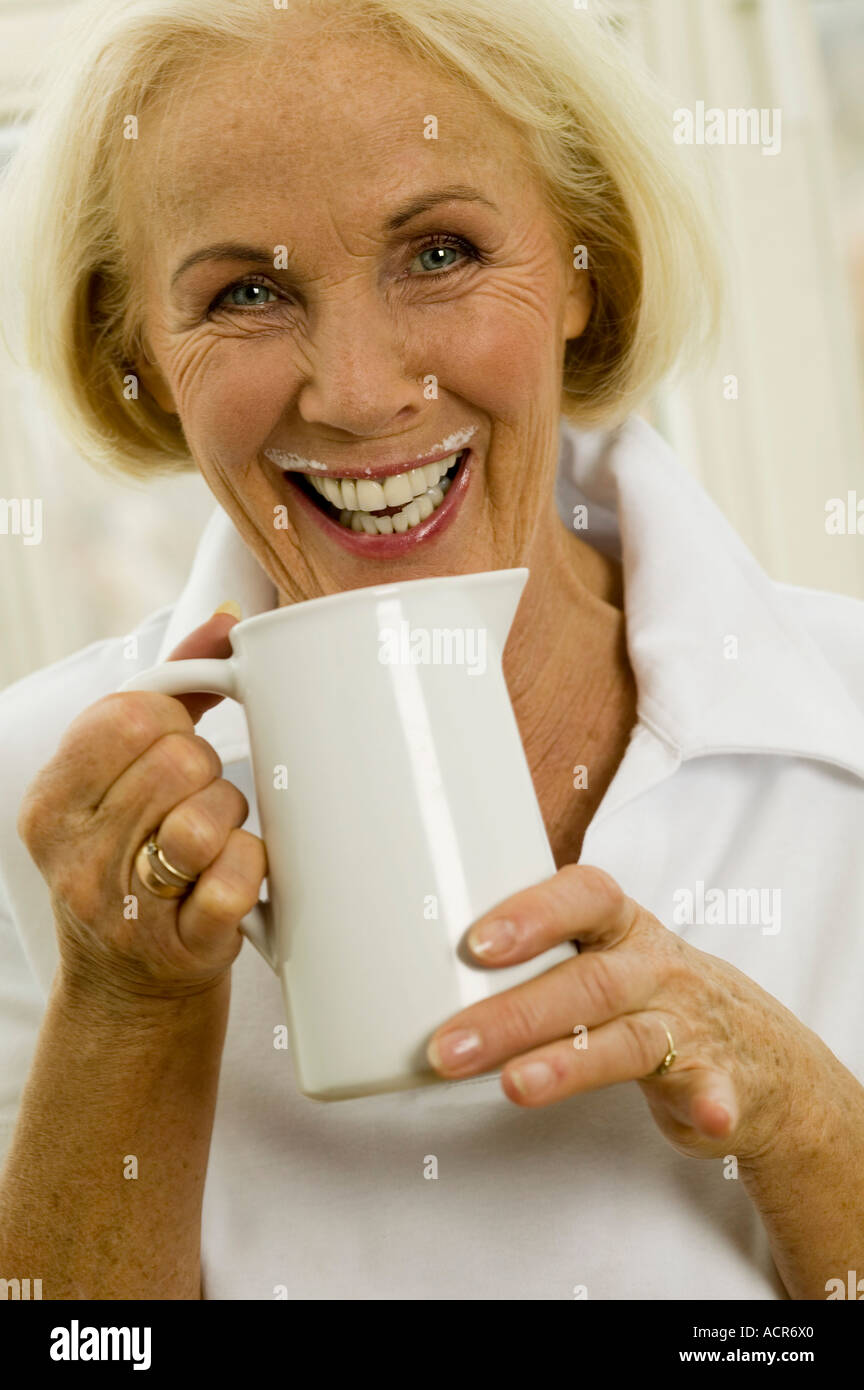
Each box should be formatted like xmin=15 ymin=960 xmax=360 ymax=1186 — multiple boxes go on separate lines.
xmin=0 ymin=0 xmax=863 ymax=690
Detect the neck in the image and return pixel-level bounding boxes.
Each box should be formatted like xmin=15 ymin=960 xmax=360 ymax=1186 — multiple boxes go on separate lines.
xmin=504 ymin=502 xmax=638 ymax=867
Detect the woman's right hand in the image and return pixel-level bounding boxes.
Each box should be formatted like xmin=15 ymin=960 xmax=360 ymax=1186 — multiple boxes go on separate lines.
xmin=16 ymin=610 xmax=266 ymax=1008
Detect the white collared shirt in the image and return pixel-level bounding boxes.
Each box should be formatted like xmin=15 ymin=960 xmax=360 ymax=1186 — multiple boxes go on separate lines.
xmin=1 ymin=415 xmax=863 ymax=1300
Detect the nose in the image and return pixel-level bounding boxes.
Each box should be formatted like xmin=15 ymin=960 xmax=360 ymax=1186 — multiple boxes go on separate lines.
xmin=294 ymin=293 xmax=426 ymax=438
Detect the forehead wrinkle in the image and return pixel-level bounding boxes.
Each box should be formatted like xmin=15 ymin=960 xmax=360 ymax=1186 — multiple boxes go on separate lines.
xmin=137 ymin=27 xmax=509 ymax=197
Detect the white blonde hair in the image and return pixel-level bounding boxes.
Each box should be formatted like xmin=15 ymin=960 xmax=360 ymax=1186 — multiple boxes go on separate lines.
xmin=0 ymin=0 xmax=724 ymax=478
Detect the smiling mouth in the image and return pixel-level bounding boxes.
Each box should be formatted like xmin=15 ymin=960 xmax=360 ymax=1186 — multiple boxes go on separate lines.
xmin=286 ymin=450 xmax=467 ymax=535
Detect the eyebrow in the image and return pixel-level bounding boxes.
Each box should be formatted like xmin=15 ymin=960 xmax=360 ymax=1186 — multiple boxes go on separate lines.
xmin=384 ymin=184 xmax=499 ymax=231
xmin=170 ymin=185 xmax=499 ymax=288
xmin=171 ymin=243 xmax=276 ymax=289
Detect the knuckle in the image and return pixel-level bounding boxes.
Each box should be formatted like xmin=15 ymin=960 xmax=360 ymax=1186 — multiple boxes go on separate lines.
xmin=164 ymin=804 xmax=224 ymax=865
xmin=580 ymin=953 xmax=626 ymax=1017
xmin=232 ymin=828 xmax=267 ymax=877
xmin=100 ymin=691 xmax=183 ymax=747
xmin=194 ymin=870 xmax=252 ymax=924
xmin=16 ymin=787 xmax=43 ymax=849
xmin=16 ymin=780 xmax=64 ymax=861
xmin=229 ymin=785 xmax=250 ymax=824
xmin=620 ymin=1014 xmax=663 ymax=1074
xmin=155 ymin=733 xmax=220 ymax=788
xmin=493 ymin=987 xmax=549 ymax=1049
xmin=576 ymin=864 xmax=626 ymax=914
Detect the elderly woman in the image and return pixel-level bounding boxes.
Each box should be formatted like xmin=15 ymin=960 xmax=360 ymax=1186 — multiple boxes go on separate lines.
xmin=0 ymin=0 xmax=862 ymax=1303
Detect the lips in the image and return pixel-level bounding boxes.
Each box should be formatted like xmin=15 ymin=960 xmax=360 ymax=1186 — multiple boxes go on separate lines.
xmin=281 ymin=449 xmax=472 ymax=556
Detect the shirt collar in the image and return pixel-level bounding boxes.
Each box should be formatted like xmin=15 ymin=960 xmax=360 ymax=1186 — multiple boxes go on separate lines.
xmin=160 ymin=416 xmax=864 ymax=781
xmin=557 ymin=414 xmax=864 ymax=780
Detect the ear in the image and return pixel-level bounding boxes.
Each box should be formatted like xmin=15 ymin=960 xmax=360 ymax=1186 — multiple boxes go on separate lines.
xmin=563 ymin=267 xmax=593 ymax=341
xmin=132 ymin=334 xmax=178 ymax=415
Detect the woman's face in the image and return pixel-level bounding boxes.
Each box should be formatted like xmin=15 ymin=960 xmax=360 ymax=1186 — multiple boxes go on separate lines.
xmin=129 ymin=22 xmax=592 ymax=601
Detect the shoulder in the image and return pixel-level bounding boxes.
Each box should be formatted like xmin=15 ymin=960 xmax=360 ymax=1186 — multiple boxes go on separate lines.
xmin=774 ymin=580 xmax=864 ymax=714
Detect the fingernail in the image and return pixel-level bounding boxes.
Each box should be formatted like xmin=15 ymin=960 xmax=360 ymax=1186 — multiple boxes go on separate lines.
xmin=212 ymin=601 xmax=242 ymax=620
xmin=427 ymin=1029 xmax=482 ymax=1071
xmin=510 ymin=1060 xmax=554 ymax=1097
xmin=467 ymin=918 xmax=517 ymax=958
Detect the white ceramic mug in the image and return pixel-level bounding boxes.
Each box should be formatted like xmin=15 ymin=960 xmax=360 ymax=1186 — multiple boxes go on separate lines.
xmin=120 ymin=569 xmax=574 ymax=1100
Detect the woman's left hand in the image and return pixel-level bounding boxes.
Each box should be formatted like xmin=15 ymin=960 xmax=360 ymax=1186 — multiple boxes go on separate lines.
xmin=427 ymin=864 xmax=827 ymax=1162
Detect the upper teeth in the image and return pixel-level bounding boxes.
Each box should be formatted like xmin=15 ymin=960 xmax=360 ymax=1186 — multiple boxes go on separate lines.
xmin=306 ymin=452 xmax=460 ymax=513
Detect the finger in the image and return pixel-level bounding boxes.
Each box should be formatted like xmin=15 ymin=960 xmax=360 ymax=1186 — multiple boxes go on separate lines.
xmin=166 ymin=609 xmax=240 ymax=723
xmin=426 ymin=947 xmax=654 ymax=1078
xmin=464 ymin=864 xmax=639 ymax=966
xmin=99 ymin=732 xmax=223 ymax=872
xmin=643 ymin=1066 xmax=739 ymax=1140
xmin=687 ymin=1076 xmax=738 ymax=1139
xmin=137 ymin=777 xmax=249 ymax=882
xmin=93 ymin=611 xmax=237 ymax=795
xmin=496 ymin=1013 xmax=680 ymax=1108
xmin=20 ymin=613 xmax=241 ymax=833
xmin=19 ymin=691 xmax=197 ymax=846
xmin=177 ymin=827 xmax=267 ymax=957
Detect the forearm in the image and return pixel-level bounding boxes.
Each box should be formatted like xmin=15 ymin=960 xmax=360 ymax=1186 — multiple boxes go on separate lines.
xmin=0 ymin=967 xmax=229 ymax=1300
xmin=740 ymin=1034 xmax=864 ymax=1301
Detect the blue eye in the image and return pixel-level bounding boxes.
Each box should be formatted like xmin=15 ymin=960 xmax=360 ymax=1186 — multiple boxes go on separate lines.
xmin=410 ymin=235 xmax=477 ymax=276
xmin=212 ymin=277 xmax=279 ymax=312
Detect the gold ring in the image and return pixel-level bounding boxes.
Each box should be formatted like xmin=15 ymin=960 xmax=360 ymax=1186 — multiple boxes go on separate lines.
xmin=134 ymin=836 xmax=198 ymax=900
xmin=649 ymin=1026 xmax=677 ymax=1078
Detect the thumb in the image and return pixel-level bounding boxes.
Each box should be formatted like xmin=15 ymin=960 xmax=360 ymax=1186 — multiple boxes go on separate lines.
xmin=166 ymin=601 xmax=241 ymax=723
xmin=682 ymin=1069 xmax=739 ymax=1141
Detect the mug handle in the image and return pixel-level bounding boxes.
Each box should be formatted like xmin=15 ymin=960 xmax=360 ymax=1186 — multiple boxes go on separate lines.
xmin=118 ymin=659 xmax=279 ymax=973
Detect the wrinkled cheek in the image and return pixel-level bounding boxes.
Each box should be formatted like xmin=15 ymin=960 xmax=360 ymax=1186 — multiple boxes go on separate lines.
xmin=428 ymin=311 xmax=559 ymax=527
xmin=191 ymin=442 xmax=308 ymax=585
xmin=169 ymin=342 xmax=288 ymax=471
